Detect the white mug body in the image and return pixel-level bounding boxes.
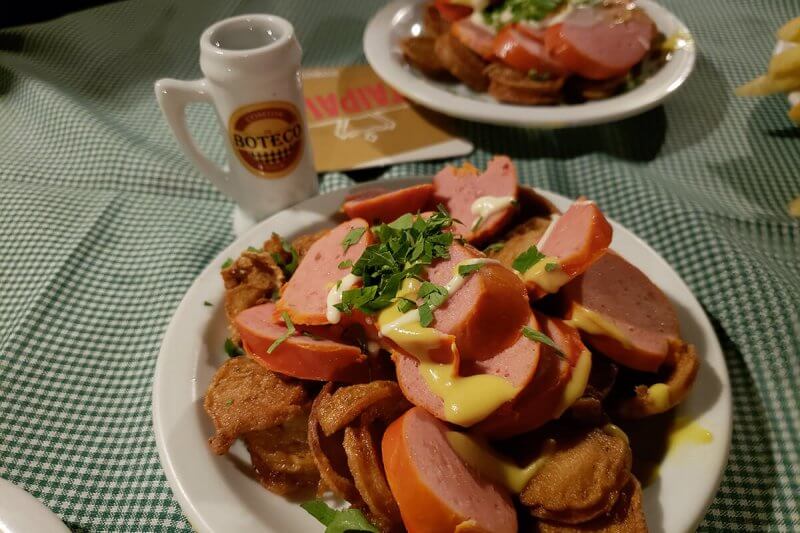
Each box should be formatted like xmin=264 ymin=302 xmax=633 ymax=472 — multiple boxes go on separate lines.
xmin=155 ymin=14 xmax=318 ymax=221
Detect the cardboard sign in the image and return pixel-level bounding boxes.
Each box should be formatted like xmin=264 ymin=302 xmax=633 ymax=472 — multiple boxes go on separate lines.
xmin=303 ymin=65 xmax=472 ymax=172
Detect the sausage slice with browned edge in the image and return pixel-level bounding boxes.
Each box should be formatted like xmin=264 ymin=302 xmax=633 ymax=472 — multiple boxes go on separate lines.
xmin=276 ymin=218 xmax=372 ymax=325
xmin=382 ymin=407 xmax=517 ymax=533
xmin=544 ymin=5 xmax=656 ymax=80
xmin=475 ymin=314 xmax=590 ymax=439
xmin=433 ymin=156 xmax=519 ymax=245
xmin=393 ymin=312 xmax=542 ymax=426
xmin=342 ymin=184 xmax=435 ymax=224
xmin=560 ymin=251 xmax=680 ymax=372
xmin=237 ymin=303 xmax=368 ymax=382
xmin=525 ymin=200 xmax=612 ymax=299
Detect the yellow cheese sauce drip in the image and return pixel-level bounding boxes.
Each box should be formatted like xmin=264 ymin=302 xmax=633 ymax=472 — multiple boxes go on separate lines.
xmin=553 ymin=349 xmax=592 ymax=417
xmin=446 ymin=431 xmax=556 ymax=493
xmin=646 ymin=383 xmax=671 ymax=412
xmin=566 ymin=303 xmax=632 ymax=349
xmin=377 ymin=259 xmax=523 ymax=426
xmin=668 ymin=417 xmax=713 ymax=449
xmin=520 ymin=256 xmax=571 ymax=294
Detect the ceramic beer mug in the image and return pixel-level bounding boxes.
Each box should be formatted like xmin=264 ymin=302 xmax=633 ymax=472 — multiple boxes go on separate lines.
xmin=155 ymin=14 xmax=317 ymax=227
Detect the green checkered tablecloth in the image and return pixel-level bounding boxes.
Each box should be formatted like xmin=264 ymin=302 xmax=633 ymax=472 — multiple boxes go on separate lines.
xmin=0 ymin=0 xmax=798 ymax=531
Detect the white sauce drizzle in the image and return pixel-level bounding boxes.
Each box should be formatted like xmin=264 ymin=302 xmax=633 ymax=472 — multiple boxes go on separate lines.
xmin=326 ymin=273 xmax=361 ymax=323
xmin=470 ymin=196 xmax=515 ymax=231
xmin=379 ymin=258 xmax=501 ymax=335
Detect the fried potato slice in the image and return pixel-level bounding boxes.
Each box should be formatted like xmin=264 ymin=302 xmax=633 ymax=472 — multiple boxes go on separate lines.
xmin=435 ymin=31 xmax=489 ymax=92
xmin=291 ymin=229 xmax=329 ymax=261
xmin=315 ymin=380 xmax=411 ymax=437
xmin=204 ymin=357 xmax=310 ymax=454
xmin=403 ymin=36 xmax=452 ymax=78
xmin=578 ymin=76 xmax=627 ymax=101
xmin=521 ymin=426 xmax=632 ymax=524
xmin=735 ymin=74 xmax=800 ymax=96
xmin=424 ymin=3 xmax=450 ymax=36
xmin=488 ymin=216 xmax=551 ymax=269
xmin=535 ymin=477 xmax=648 ymax=533
xmin=569 ymin=356 xmax=618 ymax=424
xmin=309 ymin=383 xmax=361 ymax=502
xmin=222 ymin=247 xmax=285 ymax=344
xmin=242 ymin=411 xmax=319 ymax=496
xmin=613 ymin=342 xmax=699 ymax=419
xmin=344 ymin=421 xmax=403 ymax=532
xmin=485 ymin=63 xmax=565 ymax=105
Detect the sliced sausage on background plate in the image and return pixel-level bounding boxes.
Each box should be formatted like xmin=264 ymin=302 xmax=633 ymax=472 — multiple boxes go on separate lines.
xmin=544 ymin=5 xmax=656 ymax=80
xmin=382 ymin=406 xmax=518 ymax=533
xmin=432 ymin=156 xmax=519 ymax=245
xmin=276 ymin=218 xmax=372 ymax=325
xmin=342 ymin=184 xmax=435 ymax=224
xmin=560 ymin=251 xmax=680 ymax=373
xmin=451 ymin=17 xmax=497 ymax=60
xmin=493 ymin=25 xmax=569 ymax=76
xmin=237 ymin=303 xmax=368 ymax=383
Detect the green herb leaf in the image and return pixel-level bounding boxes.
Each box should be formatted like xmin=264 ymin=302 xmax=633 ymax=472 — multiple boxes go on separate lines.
xmin=302 ymin=331 xmax=323 ymax=341
xmin=300 ymin=500 xmax=379 ymax=533
xmin=545 ymin=262 xmax=559 ymax=272
xmin=512 ymin=245 xmax=545 ymax=273
xmin=247 ymin=246 xmax=261 ymax=252
xmin=396 ymin=298 xmax=417 ymax=313
xmin=341 ymin=227 xmax=367 ymax=252
xmin=203 ymin=300 xmax=212 ymax=307
xmin=271 ymin=235 xmax=300 ymax=276
xmin=471 ymin=215 xmax=484 ymax=232
xmin=224 ymin=338 xmax=244 ymax=357
xmin=221 ymin=258 xmax=234 ymax=269
xmin=521 ymin=325 xmax=564 ymax=356
xmin=418 ymin=304 xmax=434 ymax=327
xmin=267 ymin=312 xmax=296 ymax=354
xmin=458 ymin=262 xmax=485 ymax=276
xmin=484 ymin=0 xmax=562 ymax=27
xmin=388 ymin=213 xmax=414 ymax=230
xmin=484 ymin=242 xmax=505 ymax=254
xmin=338 ymin=259 xmax=353 ymax=269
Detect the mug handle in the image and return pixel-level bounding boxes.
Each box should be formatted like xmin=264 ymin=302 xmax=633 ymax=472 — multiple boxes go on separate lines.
xmin=154 ymin=78 xmax=234 ymax=194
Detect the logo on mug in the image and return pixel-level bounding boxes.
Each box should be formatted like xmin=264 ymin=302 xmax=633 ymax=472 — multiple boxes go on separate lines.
xmin=228 ymin=101 xmax=304 ymax=178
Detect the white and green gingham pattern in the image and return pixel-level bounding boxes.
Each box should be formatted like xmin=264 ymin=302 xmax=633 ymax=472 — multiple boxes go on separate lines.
xmin=0 ymin=0 xmax=798 ymax=531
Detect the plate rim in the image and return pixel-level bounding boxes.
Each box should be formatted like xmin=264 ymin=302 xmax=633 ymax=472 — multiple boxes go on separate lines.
xmin=363 ymin=0 xmax=697 ymax=128
xmin=153 ymin=177 xmax=732 ymax=533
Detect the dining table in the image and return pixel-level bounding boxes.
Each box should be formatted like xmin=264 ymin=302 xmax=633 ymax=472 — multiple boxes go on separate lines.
xmin=0 ymin=0 xmax=798 ymax=531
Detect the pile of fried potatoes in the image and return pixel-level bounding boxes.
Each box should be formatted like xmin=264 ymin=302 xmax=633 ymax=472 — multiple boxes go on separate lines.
xmin=736 ymin=17 xmax=800 ymax=123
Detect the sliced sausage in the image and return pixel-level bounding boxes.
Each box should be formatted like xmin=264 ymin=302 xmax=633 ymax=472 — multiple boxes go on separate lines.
xmin=560 ymin=251 xmax=680 ymax=372
xmin=474 ymin=314 xmax=589 ymax=439
xmin=382 ymin=406 xmax=517 ymax=533
xmin=524 ymin=200 xmax=613 ymax=298
xmin=432 ymin=156 xmax=519 ymax=245
xmin=544 ymin=5 xmax=656 ymax=80
xmin=427 ymin=241 xmax=531 ymax=361
xmin=451 ymin=18 xmax=496 ymax=60
xmin=394 ymin=313 xmax=542 ymax=425
xmin=434 ymin=31 xmax=490 ymax=92
xmin=237 ymin=303 xmax=368 ymax=382
xmin=493 ymin=25 xmax=569 ymax=76
xmin=342 ymin=184 xmax=434 ymax=225
xmin=434 ymin=0 xmax=473 ymax=23
xmin=276 ymin=218 xmax=372 ymax=325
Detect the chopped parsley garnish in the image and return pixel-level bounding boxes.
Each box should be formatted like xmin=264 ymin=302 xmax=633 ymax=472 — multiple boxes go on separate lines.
xmin=221 ymin=258 xmax=234 ymax=270
xmin=471 ymin=215 xmax=484 ymax=232
xmin=300 ymin=500 xmax=379 ymax=533
xmin=512 ymin=245 xmax=545 ymax=273
xmin=457 ymin=262 xmax=485 ymax=276
xmin=545 ymin=262 xmax=559 ymax=272
xmin=203 ymin=300 xmax=212 ymax=307
xmin=335 ymin=209 xmax=456 ymax=316
xmin=247 ymin=246 xmax=261 ymax=252
xmin=396 ymin=298 xmax=417 ymax=313
xmin=267 ymin=312 xmax=296 ymax=353
xmin=271 ymin=235 xmax=299 ymax=276
xmin=484 ymin=0 xmax=562 ymax=27
xmin=224 ymin=338 xmax=244 ymax=357
xmin=338 ymin=259 xmax=353 ymax=269
xmin=418 ymin=304 xmax=434 ymax=327
xmin=484 ymin=242 xmax=505 ymax=254
xmin=341 ymin=227 xmax=367 ymax=252
xmin=521 ymin=325 xmax=564 ymax=357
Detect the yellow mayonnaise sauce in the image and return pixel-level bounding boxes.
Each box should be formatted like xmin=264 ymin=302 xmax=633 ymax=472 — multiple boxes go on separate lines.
xmin=377 ymin=258 xmax=529 ymax=426
xmin=668 ymin=417 xmax=713 ymax=448
xmin=646 ymin=383 xmax=672 ymax=412
xmin=553 ymin=349 xmax=592 ymax=417
xmin=520 ymin=256 xmax=571 ymax=293
xmin=446 ymin=431 xmax=556 ymax=493
xmin=565 ymin=303 xmax=632 ymax=348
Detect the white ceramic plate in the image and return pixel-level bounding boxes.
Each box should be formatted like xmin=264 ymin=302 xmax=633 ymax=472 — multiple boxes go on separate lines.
xmin=0 ymin=478 xmax=70 ymax=533
xmin=153 ymin=178 xmax=731 ymax=533
xmin=363 ymin=0 xmax=696 ymax=128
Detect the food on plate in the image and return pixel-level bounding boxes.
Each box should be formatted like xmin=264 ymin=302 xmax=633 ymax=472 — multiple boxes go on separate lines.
xmin=735 ymin=17 xmax=800 ymax=123
xmin=402 ymin=0 xmax=673 ymax=105
xmin=203 ymin=156 xmax=701 ymax=532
